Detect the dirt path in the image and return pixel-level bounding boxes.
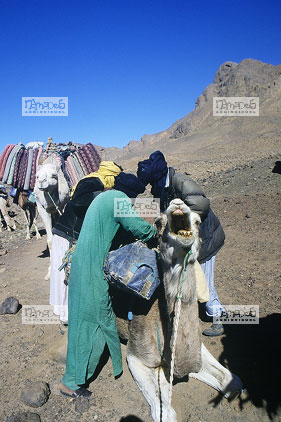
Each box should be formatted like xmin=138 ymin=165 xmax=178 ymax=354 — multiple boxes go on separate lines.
xmin=0 ymin=152 xmax=280 ymax=421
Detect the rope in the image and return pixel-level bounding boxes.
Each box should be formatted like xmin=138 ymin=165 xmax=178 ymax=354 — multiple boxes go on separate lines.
xmin=47 ymin=191 xmax=62 ymax=216
xmin=167 ymin=250 xmax=192 ymax=421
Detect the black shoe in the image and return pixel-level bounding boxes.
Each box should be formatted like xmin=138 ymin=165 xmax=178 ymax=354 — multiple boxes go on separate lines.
xmin=203 ymin=323 xmax=224 ymax=336
xmin=60 ymin=384 xmax=92 ymax=399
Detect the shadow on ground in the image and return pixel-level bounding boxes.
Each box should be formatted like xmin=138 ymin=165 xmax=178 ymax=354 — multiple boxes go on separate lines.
xmin=214 ymin=313 xmax=281 ymax=420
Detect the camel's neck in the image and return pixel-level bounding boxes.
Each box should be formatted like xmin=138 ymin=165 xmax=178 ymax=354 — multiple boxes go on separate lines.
xmin=164 ymin=263 xmax=197 ymax=314
xmin=160 ymin=248 xmax=202 ymax=377
xmin=160 ymin=244 xmax=197 ymax=312
xmin=43 ymin=189 xmax=60 ymax=213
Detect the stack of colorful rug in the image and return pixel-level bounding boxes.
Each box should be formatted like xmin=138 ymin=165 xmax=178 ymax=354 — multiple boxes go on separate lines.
xmin=0 ymin=142 xmax=101 ymax=190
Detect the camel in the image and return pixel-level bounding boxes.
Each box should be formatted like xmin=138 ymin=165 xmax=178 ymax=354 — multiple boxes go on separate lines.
xmin=0 ymin=189 xmax=16 ymax=232
xmin=17 ymin=191 xmax=41 ymax=240
xmin=113 ymin=199 xmax=242 ymax=422
xmin=34 ymin=155 xmax=70 ymax=279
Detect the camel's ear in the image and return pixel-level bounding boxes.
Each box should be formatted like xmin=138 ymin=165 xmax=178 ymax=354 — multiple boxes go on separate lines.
xmin=154 ymin=214 xmax=167 ymax=237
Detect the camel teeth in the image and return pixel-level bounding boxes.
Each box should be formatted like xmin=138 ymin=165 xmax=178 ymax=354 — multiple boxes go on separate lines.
xmin=177 ymin=230 xmax=193 ymax=237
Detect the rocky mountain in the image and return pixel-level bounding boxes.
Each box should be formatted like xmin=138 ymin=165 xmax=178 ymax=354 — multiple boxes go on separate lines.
xmin=101 ymin=59 xmax=281 ymax=179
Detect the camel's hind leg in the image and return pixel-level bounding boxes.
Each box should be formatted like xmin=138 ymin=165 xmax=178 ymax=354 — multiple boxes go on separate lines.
xmin=189 ymin=343 xmax=243 ymax=398
xmin=127 ymin=354 xmax=177 ymax=422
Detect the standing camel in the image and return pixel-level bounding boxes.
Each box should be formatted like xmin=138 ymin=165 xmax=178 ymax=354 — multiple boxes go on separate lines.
xmin=0 ymin=186 xmax=16 ymax=232
xmin=114 ymin=199 xmax=242 ymax=422
xmin=17 ymin=191 xmax=41 ymax=240
xmin=34 ymin=155 xmax=70 ymax=279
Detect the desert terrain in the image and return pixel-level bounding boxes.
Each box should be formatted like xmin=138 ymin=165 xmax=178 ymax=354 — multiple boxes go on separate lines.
xmin=0 ymin=148 xmax=280 ymax=422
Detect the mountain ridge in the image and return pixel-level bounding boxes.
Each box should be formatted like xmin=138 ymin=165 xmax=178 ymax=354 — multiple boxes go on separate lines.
xmin=99 ymin=58 xmax=281 ymax=179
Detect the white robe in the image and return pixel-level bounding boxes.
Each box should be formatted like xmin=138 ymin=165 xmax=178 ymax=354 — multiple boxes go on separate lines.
xmin=49 ymin=234 xmax=69 ymax=323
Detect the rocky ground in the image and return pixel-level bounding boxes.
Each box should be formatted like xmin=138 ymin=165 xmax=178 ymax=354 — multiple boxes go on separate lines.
xmin=0 ymin=151 xmax=280 ymax=422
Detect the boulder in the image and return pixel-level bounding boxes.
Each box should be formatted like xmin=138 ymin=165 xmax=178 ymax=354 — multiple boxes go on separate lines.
xmin=0 ymin=297 xmax=20 ymax=315
xmin=21 ymin=381 xmax=50 ymax=408
xmin=6 ymin=412 xmax=41 ymax=422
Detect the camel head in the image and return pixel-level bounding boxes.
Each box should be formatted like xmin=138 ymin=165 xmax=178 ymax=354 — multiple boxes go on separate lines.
xmin=35 ymin=163 xmax=60 ymax=192
xmin=155 ymin=198 xmax=201 ymax=264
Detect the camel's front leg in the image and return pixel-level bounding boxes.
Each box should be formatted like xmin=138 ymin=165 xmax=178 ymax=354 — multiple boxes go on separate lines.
xmin=127 ymin=354 xmax=177 ymax=422
xmin=22 ymin=209 xmax=31 ymax=240
xmin=30 ymin=206 xmax=41 ymax=240
xmin=189 ymin=343 xmax=243 ymax=398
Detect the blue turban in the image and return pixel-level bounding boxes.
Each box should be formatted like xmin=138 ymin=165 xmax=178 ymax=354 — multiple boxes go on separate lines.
xmin=137 ymin=151 xmax=168 ymax=201
xmin=114 ymin=172 xmax=146 ymax=198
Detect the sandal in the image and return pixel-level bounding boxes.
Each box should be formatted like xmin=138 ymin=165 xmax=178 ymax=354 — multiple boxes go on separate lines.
xmin=60 ymin=384 xmax=92 ymax=399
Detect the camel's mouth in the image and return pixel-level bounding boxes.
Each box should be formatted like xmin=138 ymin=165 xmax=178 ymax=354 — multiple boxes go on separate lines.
xmin=38 ymin=184 xmax=48 ymax=191
xmin=170 ymin=209 xmax=193 ymax=239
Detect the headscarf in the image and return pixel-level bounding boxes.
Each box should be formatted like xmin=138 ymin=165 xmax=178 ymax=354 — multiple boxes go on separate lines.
xmin=70 ymin=161 xmax=122 ymax=197
xmin=114 ymin=172 xmax=145 ymax=198
xmin=137 ymin=150 xmax=168 ymax=200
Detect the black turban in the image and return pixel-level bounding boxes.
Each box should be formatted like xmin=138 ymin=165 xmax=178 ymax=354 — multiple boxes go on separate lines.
xmin=114 ymin=172 xmax=146 ymax=198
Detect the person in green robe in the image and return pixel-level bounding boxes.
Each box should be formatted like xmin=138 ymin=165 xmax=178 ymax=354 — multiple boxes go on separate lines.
xmin=60 ymin=173 xmax=157 ymax=398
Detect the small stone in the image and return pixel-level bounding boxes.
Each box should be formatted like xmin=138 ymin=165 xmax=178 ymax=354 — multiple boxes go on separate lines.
xmin=21 ymin=380 xmax=50 ymax=408
xmin=0 ymin=249 xmax=7 ymax=256
xmin=38 ymin=329 xmax=44 ymax=337
xmin=0 ymin=297 xmax=20 ymax=315
xmin=6 ymin=412 xmax=41 ymax=422
xmin=74 ymin=396 xmax=91 ymax=413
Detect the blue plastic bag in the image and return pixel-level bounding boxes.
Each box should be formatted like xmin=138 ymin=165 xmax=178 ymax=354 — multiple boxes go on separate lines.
xmin=10 ymin=187 xmax=17 ymax=197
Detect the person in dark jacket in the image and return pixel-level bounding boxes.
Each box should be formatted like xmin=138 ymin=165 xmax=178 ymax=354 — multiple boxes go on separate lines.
xmin=50 ymin=162 xmax=122 ymax=323
xmin=137 ymin=150 xmax=226 ymax=336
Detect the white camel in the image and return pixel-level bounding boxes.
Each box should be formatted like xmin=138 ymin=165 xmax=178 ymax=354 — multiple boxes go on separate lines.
xmin=17 ymin=191 xmax=41 ymax=240
xmin=0 ymin=191 xmax=16 ymax=232
xmin=34 ymin=155 xmax=70 ymax=279
xmin=114 ymin=199 xmax=242 ymax=422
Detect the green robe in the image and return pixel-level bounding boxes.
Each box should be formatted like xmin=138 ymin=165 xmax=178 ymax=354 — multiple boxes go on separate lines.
xmin=62 ymin=190 xmax=156 ymax=390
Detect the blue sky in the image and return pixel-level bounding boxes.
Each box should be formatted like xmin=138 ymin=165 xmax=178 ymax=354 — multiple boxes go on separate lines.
xmin=0 ymin=0 xmax=280 ymax=151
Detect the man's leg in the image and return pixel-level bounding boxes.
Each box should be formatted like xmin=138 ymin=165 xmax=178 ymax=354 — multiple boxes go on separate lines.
xmin=201 ymin=256 xmax=224 ymax=336
xmin=61 ymin=321 xmax=92 ymax=398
